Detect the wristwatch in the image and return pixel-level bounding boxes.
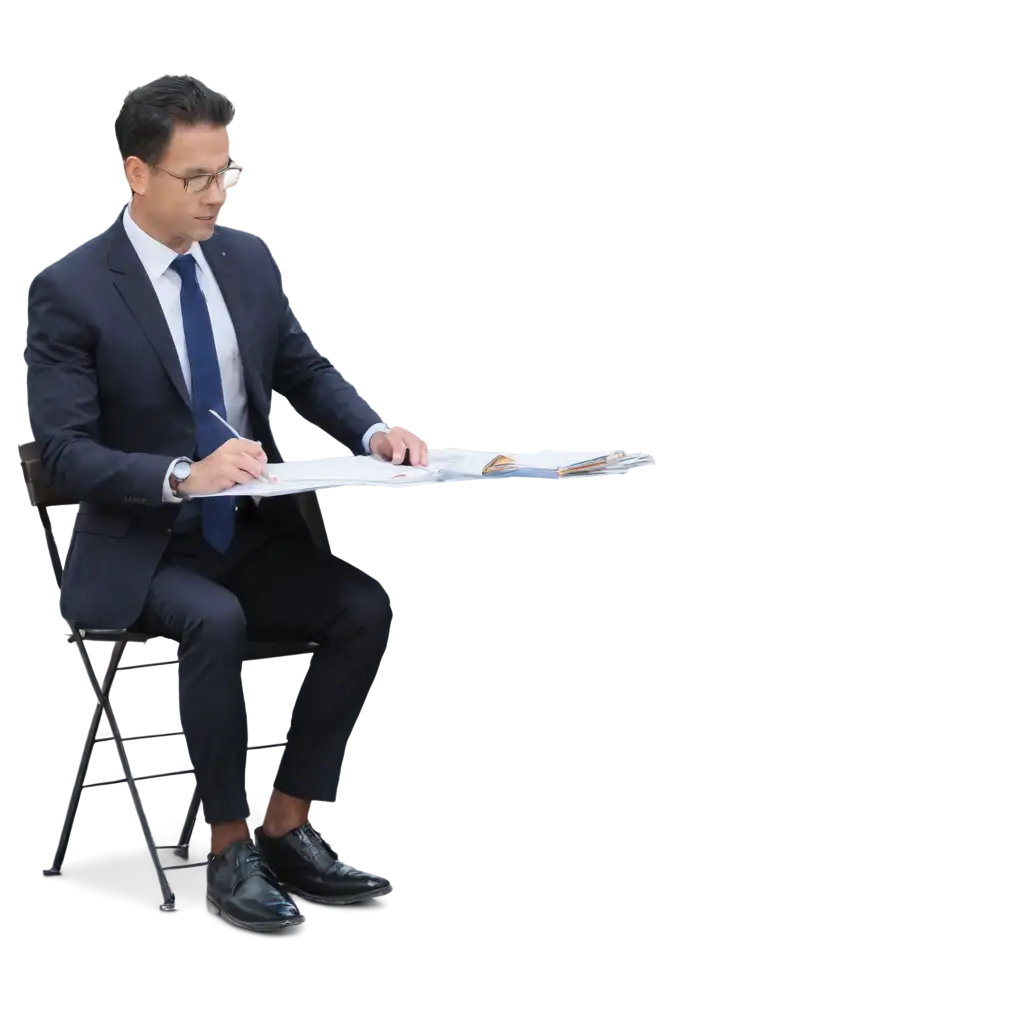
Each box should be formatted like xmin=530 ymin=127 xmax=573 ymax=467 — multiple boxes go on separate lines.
xmin=169 ymin=458 xmax=192 ymax=497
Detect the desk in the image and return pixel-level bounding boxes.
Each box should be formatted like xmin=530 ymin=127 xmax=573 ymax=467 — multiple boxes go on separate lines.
xmin=311 ymin=446 xmax=1024 ymax=806
xmin=303 ymin=448 xmax=1024 ymax=921
xmin=319 ymin=442 xmax=1024 ymax=516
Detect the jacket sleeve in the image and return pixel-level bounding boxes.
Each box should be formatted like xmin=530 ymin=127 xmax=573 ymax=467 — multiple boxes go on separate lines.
xmin=25 ymin=269 xmax=170 ymax=506
xmin=261 ymin=240 xmax=383 ymax=454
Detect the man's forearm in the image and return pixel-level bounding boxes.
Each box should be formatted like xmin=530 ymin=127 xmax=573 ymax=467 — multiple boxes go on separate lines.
xmin=281 ymin=366 xmax=383 ymax=453
xmin=36 ymin=433 xmax=173 ymax=507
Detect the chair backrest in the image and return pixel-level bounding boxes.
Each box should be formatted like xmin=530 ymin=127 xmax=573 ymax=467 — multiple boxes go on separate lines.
xmin=16 ymin=438 xmax=72 ymax=589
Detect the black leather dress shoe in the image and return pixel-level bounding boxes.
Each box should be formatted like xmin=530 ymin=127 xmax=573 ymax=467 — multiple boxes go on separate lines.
xmin=255 ymin=823 xmax=392 ymax=905
xmin=206 ymin=838 xmax=305 ymax=931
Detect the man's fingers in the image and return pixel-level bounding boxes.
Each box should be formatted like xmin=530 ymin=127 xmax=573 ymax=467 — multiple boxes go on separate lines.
xmin=239 ymin=454 xmax=266 ymax=479
xmin=403 ymin=437 xmax=427 ymax=466
xmin=392 ymin=438 xmax=407 ymax=465
xmin=214 ymin=468 xmax=247 ymax=489
xmin=222 ymin=452 xmax=265 ymax=479
xmin=221 ymin=437 xmax=264 ymax=458
xmin=225 ymin=467 xmax=261 ymax=487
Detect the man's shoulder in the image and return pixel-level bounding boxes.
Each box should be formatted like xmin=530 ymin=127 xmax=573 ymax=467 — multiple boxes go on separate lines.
xmin=207 ymin=223 xmax=281 ymax=283
xmin=210 ymin=223 xmax=270 ymax=257
xmin=36 ymin=218 xmax=120 ymax=285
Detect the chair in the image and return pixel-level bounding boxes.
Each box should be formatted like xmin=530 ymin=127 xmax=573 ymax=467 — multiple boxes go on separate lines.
xmin=17 ymin=440 xmax=187 ymax=913
xmin=18 ymin=440 xmax=317 ymax=913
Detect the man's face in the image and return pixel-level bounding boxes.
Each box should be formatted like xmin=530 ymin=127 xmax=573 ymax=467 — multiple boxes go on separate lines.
xmin=131 ymin=122 xmax=231 ymax=251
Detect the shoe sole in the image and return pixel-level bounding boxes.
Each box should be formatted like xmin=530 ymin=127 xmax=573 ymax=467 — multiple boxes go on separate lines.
xmin=208 ymin=905 xmax=301 ymax=937
xmin=280 ymin=880 xmax=391 ymax=905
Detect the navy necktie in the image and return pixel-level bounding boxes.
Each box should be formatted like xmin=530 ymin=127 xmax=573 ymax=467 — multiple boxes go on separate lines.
xmin=173 ymin=253 xmax=235 ymax=552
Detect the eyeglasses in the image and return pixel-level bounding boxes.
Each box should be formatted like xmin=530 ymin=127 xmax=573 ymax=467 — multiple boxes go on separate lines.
xmin=153 ymin=163 xmax=242 ymax=194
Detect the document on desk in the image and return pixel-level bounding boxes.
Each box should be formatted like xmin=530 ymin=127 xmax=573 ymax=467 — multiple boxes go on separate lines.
xmin=188 ymin=455 xmax=441 ymax=498
xmin=187 ymin=448 xmax=654 ymax=498
xmin=428 ymin=448 xmax=653 ymax=479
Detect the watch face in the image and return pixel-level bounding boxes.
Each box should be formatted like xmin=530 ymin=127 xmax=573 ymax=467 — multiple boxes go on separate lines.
xmin=174 ymin=460 xmax=191 ymax=480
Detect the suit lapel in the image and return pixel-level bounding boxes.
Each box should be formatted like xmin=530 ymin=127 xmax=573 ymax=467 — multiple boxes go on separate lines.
xmin=107 ymin=219 xmax=191 ymax=409
xmin=201 ymin=237 xmax=269 ymax=416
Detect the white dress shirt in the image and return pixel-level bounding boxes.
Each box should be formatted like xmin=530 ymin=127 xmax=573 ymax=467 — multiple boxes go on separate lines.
xmin=121 ymin=202 xmax=387 ymax=502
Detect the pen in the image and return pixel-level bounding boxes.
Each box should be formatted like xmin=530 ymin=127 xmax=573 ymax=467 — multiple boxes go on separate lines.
xmin=208 ymin=409 xmax=274 ymax=483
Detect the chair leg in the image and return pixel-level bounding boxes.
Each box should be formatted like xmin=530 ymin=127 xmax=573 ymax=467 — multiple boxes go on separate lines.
xmin=47 ymin=630 xmax=180 ymax=913
xmin=180 ymin=802 xmax=199 ymax=860
xmin=102 ymin=704 xmax=179 ymax=913
xmin=41 ymin=700 xmax=107 ymax=876
xmin=43 ymin=630 xmax=125 ymax=872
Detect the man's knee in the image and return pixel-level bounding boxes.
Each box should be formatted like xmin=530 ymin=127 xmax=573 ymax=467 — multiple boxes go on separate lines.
xmin=328 ymin=578 xmax=392 ymax=638
xmin=183 ymin=593 xmax=247 ymax=652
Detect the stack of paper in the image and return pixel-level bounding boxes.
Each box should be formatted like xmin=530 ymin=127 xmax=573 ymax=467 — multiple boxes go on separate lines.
xmin=191 ymin=446 xmax=651 ymax=497
xmin=190 ymin=455 xmax=439 ymax=497
xmin=428 ymin=449 xmax=655 ymax=480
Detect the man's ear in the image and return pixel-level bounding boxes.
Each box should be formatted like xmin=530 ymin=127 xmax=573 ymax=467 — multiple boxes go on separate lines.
xmin=117 ymin=161 xmax=134 ymax=195
xmin=125 ymin=155 xmax=148 ymax=196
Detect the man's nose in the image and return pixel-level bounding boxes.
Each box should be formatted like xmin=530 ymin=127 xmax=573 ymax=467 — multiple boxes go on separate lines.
xmin=204 ymin=176 xmax=228 ymax=201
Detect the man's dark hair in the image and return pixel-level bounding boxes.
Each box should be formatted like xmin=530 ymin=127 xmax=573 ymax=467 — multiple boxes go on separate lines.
xmin=114 ymin=75 xmax=234 ymax=165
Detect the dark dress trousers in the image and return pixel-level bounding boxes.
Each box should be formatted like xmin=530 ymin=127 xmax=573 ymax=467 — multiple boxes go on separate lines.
xmin=25 ymin=210 xmax=394 ymax=822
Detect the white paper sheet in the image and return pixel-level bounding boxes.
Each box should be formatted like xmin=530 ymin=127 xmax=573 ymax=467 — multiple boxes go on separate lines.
xmin=426 ymin=449 xmax=505 ymax=477
xmin=427 ymin=448 xmax=622 ymax=476
xmin=188 ymin=455 xmax=441 ymax=497
xmin=187 ymin=448 xmax=652 ymax=498
xmin=510 ymin=450 xmax=620 ymax=470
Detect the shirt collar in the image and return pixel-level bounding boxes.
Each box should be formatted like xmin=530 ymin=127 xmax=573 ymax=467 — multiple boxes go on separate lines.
xmin=122 ymin=199 xmax=212 ymax=282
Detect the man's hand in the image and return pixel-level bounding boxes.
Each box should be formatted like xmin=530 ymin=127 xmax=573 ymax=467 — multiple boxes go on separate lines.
xmin=179 ymin=438 xmax=270 ymax=496
xmin=370 ymin=426 xmax=429 ymax=467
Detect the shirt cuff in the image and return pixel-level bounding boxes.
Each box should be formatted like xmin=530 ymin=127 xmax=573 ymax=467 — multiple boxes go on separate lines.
xmin=162 ymin=457 xmax=186 ymax=503
xmin=362 ymin=422 xmax=389 ymax=454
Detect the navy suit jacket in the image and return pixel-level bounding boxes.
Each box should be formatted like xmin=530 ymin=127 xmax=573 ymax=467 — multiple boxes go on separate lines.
xmin=25 ymin=210 xmax=382 ymax=629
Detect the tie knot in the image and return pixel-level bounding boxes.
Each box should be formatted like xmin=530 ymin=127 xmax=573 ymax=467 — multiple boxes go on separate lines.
xmin=173 ymin=252 xmax=198 ymax=283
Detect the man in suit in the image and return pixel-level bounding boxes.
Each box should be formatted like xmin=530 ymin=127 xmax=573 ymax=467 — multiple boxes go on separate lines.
xmin=25 ymin=75 xmax=426 ymax=932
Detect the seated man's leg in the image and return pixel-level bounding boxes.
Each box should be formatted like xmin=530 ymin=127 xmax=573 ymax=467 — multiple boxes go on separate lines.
xmin=134 ymin=565 xmax=299 ymax=933
xmin=222 ymin=533 xmax=393 ymax=810
xmin=137 ymin=564 xmax=250 ymax=827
